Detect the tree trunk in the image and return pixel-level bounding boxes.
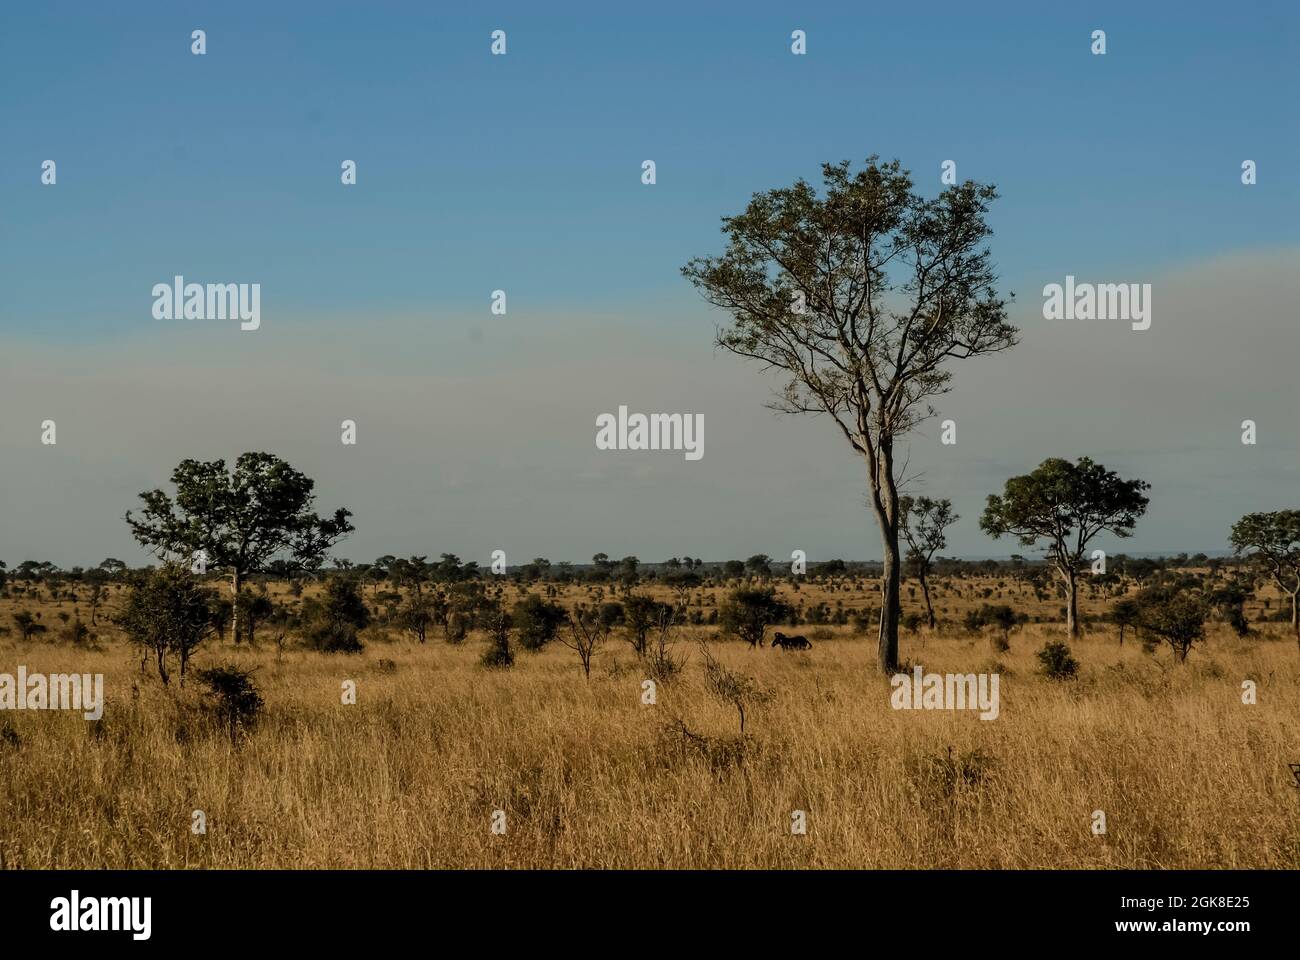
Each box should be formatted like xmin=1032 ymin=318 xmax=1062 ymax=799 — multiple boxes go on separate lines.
xmin=919 ymin=569 xmax=936 ymax=629
xmin=869 ymin=449 xmax=902 ymax=675
xmin=1063 ymin=567 xmax=1079 ymax=638
xmin=878 ymin=532 xmax=902 ymax=673
xmin=1291 ymin=591 xmax=1299 ymax=650
xmin=230 ymin=570 xmax=242 ymax=645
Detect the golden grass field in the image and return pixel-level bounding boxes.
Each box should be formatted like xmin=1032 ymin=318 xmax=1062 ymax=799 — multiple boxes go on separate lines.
xmin=1 ymin=576 xmax=1298 ymax=869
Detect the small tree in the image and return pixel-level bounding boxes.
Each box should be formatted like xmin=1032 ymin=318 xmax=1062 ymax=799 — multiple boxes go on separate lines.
xmin=558 ymin=607 xmax=607 ymax=679
xmin=12 ymin=611 xmax=46 ymax=643
xmin=899 ymin=495 xmax=958 ymax=629
xmin=645 ymin=612 xmax=687 ymax=683
xmin=1134 ymin=585 xmax=1208 ymax=663
xmin=981 ymin=457 xmax=1149 ymax=638
xmin=87 ymin=583 xmax=104 ymax=625
xmin=479 ymin=606 xmax=514 ymax=669
xmin=622 ymin=593 xmax=674 ymax=657
xmin=399 ymin=590 xmax=436 ymax=644
xmin=1209 ymin=580 xmax=1252 ymax=637
xmin=115 ymin=564 xmax=213 ymax=686
xmin=512 ymin=595 xmax=569 ymax=651
xmin=699 ymin=643 xmax=768 ymax=733
xmin=303 ymin=576 xmax=369 ymax=653
xmin=241 ymin=589 xmax=275 ymax=646
xmin=1112 ymin=597 xmax=1141 ymax=646
xmin=1229 ymin=511 xmax=1300 ymax=646
xmin=718 ymin=587 xmax=794 ymax=649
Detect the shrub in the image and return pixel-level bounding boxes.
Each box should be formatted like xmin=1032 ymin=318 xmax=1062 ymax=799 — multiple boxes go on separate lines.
xmin=12 ymin=611 xmax=46 ymax=643
xmin=304 ymin=621 xmax=364 ymax=653
xmin=512 ymin=595 xmax=568 ymax=651
xmin=1036 ymin=640 xmax=1079 ymax=681
xmin=445 ymin=611 xmax=469 ymax=644
xmin=194 ymin=665 xmax=264 ymax=744
xmin=699 ymin=643 xmax=769 ymax=733
xmin=58 ymin=618 xmax=91 ymax=647
xmin=598 ymin=601 xmax=625 ymax=628
xmin=479 ymin=607 xmax=514 ymax=669
xmin=718 ymin=587 xmax=795 ymax=648
xmin=302 ymin=577 xmax=369 ymax=653
xmin=622 ymin=594 xmax=674 ymax=657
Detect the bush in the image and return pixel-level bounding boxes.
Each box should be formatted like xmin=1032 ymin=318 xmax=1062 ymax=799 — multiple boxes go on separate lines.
xmin=598 ymin=601 xmax=625 ymax=628
xmin=194 ymin=665 xmax=264 ymax=744
xmin=304 ymin=621 xmax=364 ymax=653
xmin=302 ymin=577 xmax=369 ymax=653
xmin=58 ymin=618 xmax=91 ymax=646
xmin=479 ymin=607 xmax=514 ymax=669
xmin=12 ymin=611 xmax=47 ymax=642
xmin=512 ymin=595 xmax=568 ymax=651
xmin=622 ymin=594 xmax=675 ymax=657
xmin=1036 ymin=640 xmax=1079 ymax=681
xmin=718 ymin=587 xmax=795 ymax=648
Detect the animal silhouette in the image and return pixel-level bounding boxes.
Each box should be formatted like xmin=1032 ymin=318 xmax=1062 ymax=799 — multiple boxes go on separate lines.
xmin=771 ymin=631 xmax=812 ymax=650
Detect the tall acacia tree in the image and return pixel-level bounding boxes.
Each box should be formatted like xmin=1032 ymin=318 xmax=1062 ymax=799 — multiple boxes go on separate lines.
xmin=683 ymin=158 xmax=1016 ymax=673
xmin=125 ymin=452 xmax=354 ymax=645
xmin=980 ymin=457 xmax=1149 ymax=638
xmin=1229 ymin=510 xmax=1300 ymax=646
xmin=898 ymin=495 xmax=958 ymax=629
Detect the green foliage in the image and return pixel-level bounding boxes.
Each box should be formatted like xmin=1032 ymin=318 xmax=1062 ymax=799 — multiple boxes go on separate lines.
xmin=981 ymin=458 xmax=1150 ymax=563
xmin=718 ymin=587 xmax=794 ymax=648
xmin=125 ymin=452 xmax=354 ymax=579
xmin=1036 ymin=640 xmax=1079 ymax=681
xmin=1230 ymin=511 xmax=1300 ymax=636
xmin=478 ymin=607 xmax=514 ymax=669
xmin=194 ymin=665 xmax=264 ymax=744
xmin=597 ymin=601 xmax=625 ymax=628
xmin=512 ymin=595 xmax=568 ymax=651
xmin=621 ymin=593 xmax=674 ymax=656
xmin=1132 ymin=584 xmax=1209 ymax=662
xmin=964 ymin=603 xmax=1020 ymax=636
xmin=302 ymin=576 xmax=369 ymax=653
xmin=1209 ymin=581 xmax=1252 ymax=637
xmin=11 ymin=611 xmax=46 ymax=642
xmin=1111 ymin=597 xmax=1141 ymax=643
xmin=899 ymin=496 xmax=958 ymax=573
xmin=115 ymin=563 xmax=214 ymax=685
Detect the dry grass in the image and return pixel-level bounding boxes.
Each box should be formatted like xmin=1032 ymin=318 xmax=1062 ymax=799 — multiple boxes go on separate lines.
xmin=2 ymin=575 xmax=1298 ymax=869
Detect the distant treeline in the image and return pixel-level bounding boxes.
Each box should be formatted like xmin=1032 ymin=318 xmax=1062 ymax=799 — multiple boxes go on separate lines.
xmin=0 ymin=551 xmax=1245 ymax=589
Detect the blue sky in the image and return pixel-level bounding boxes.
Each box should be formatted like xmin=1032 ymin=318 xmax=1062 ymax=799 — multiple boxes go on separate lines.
xmin=1 ymin=1 xmax=1297 ymax=566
